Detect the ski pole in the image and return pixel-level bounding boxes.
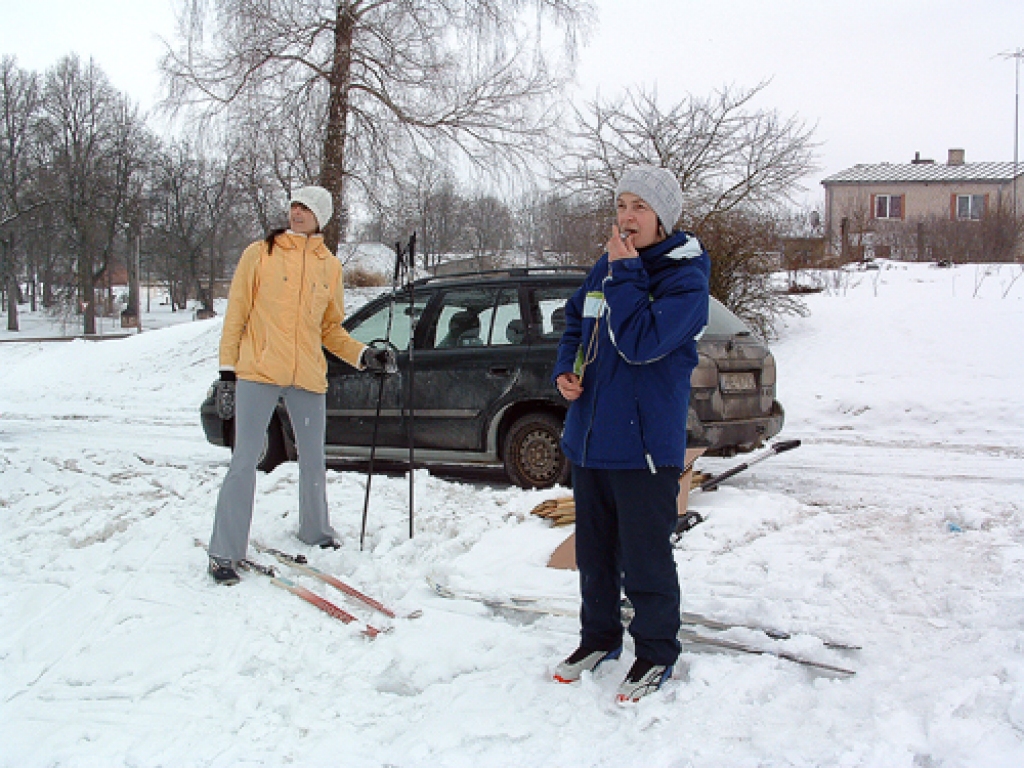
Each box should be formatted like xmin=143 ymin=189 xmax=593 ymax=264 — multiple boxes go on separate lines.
xmin=405 ymin=232 xmax=417 ymax=539
xmin=359 ymin=238 xmax=406 ymax=551
xmin=674 ymin=439 xmax=801 ymax=536
xmin=698 ymin=439 xmax=801 ymax=492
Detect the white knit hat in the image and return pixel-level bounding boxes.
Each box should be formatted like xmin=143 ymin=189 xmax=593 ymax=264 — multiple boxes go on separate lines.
xmin=615 ymin=165 xmax=684 ymax=231
xmin=290 ymin=186 xmax=333 ymax=230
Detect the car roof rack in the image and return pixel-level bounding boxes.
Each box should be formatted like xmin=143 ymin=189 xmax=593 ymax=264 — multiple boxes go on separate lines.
xmin=407 ymin=265 xmax=590 ymax=288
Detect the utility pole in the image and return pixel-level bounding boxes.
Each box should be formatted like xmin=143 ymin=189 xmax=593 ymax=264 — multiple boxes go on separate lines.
xmin=135 ymin=233 xmax=143 ymax=333
xmin=1001 ymin=48 xmax=1023 ymax=222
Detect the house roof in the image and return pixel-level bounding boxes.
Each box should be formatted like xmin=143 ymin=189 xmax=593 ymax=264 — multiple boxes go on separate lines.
xmin=822 ymin=161 xmax=1022 ymax=185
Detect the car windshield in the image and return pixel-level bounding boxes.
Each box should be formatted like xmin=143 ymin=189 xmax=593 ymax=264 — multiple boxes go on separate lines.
xmin=706 ymin=298 xmax=752 ymax=337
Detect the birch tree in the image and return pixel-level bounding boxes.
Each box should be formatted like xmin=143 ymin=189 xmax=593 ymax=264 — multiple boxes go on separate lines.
xmin=161 ymin=0 xmax=593 ymax=251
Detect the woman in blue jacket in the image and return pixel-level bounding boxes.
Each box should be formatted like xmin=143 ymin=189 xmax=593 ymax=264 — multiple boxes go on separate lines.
xmin=552 ymin=165 xmax=710 ymax=703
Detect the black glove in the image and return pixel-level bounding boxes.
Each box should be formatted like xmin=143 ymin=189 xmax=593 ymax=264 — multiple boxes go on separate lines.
xmin=215 ymin=370 xmax=236 ymax=420
xmin=362 ymin=346 xmax=397 ymax=374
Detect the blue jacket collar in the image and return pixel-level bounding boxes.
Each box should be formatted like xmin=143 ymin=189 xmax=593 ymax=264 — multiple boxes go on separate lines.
xmin=638 ymin=230 xmax=691 ymax=263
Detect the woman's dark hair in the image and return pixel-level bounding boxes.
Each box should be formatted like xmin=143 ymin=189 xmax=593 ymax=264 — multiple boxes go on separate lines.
xmin=264 ymin=227 xmax=288 ymax=254
xmin=265 ymin=201 xmax=322 ymax=254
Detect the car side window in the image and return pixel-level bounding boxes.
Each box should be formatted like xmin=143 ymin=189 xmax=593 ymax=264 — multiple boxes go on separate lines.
xmin=346 ymin=295 xmax=429 ymax=351
xmin=490 ymin=289 xmax=525 ymax=347
xmin=428 ymin=287 xmax=523 ymax=349
xmin=529 ymin=287 xmax=577 ymax=342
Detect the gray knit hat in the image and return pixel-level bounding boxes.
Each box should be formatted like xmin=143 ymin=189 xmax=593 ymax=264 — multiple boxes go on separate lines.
xmin=615 ymin=165 xmax=684 ymax=231
xmin=290 ymin=186 xmax=333 ymax=231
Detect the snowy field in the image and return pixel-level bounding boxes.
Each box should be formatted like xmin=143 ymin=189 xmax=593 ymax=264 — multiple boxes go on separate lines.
xmin=1 ymin=261 xmax=1023 ymax=767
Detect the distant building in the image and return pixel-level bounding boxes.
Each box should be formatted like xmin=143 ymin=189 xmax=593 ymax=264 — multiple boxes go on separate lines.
xmin=95 ymin=257 xmax=129 ymax=288
xmin=822 ymin=149 xmax=1024 ymax=262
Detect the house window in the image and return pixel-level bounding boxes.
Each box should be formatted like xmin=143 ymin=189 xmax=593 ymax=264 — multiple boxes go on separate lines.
xmin=874 ymin=194 xmax=903 ymax=219
xmin=956 ymin=195 xmax=986 ymax=220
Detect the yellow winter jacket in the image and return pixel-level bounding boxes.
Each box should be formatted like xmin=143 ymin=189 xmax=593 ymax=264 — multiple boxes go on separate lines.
xmin=219 ymin=232 xmax=366 ymax=394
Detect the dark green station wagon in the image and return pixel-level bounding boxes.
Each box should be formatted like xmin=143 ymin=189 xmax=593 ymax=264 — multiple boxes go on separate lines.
xmin=200 ymin=267 xmax=784 ymax=489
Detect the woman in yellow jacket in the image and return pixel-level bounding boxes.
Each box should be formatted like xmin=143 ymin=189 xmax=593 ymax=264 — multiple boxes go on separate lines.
xmin=207 ymin=186 xmax=394 ymax=585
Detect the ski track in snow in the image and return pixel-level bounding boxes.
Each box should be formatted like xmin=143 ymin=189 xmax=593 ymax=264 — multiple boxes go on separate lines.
xmin=1 ymin=263 xmax=1023 ymax=767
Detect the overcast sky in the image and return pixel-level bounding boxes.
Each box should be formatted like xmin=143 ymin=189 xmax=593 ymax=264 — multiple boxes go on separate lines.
xmin=2 ymin=0 xmax=1022 ymax=205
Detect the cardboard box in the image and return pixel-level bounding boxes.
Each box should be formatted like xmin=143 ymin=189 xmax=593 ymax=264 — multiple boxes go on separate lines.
xmin=547 ymin=448 xmax=706 ymax=571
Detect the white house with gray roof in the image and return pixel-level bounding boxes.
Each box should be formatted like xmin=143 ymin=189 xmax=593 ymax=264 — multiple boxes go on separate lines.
xmin=821 ymin=149 xmax=1023 ymax=260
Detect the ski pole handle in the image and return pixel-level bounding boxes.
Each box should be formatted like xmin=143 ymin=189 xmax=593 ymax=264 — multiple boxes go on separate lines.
xmin=771 ymin=439 xmax=801 ymax=454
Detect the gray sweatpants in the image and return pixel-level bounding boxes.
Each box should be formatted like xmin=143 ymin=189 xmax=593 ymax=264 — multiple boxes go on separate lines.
xmin=209 ymin=379 xmax=338 ymax=563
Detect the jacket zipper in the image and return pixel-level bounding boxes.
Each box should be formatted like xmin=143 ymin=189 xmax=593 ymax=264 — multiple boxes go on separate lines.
xmin=630 ymin=347 xmax=657 ymax=473
xmin=293 ymin=236 xmax=308 ymax=386
xmin=635 ymin=394 xmax=656 ymax=473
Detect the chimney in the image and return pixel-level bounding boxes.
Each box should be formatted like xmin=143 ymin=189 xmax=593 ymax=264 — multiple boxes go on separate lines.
xmin=911 ymin=152 xmax=934 ymax=164
xmin=948 ymin=148 xmax=965 ymax=166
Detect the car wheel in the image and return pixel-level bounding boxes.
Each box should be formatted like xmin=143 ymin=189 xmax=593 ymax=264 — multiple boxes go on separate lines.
xmin=256 ymin=414 xmax=288 ymax=473
xmin=503 ymin=412 xmax=569 ymax=489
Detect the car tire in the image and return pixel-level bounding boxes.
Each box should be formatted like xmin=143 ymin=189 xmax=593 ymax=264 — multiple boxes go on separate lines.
xmin=255 ymin=414 xmax=288 ymax=473
xmin=503 ymin=412 xmax=570 ymax=489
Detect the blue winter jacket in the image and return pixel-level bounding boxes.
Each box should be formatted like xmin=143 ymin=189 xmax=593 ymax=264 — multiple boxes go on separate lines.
xmin=553 ymin=230 xmax=710 ymax=470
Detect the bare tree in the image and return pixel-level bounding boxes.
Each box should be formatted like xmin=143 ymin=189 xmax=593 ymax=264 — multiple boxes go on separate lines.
xmin=161 ymin=0 xmax=593 ymax=252
xmin=696 ymin=210 xmax=808 ymax=339
xmin=463 ymin=193 xmax=513 ymax=265
xmin=357 ymin=160 xmax=472 ymax=270
xmin=389 ymin=159 xmax=465 ymax=269
xmin=887 ymin=208 xmax=1022 ymax=264
xmin=418 ymin=179 xmax=466 ymax=269
xmin=541 ymin=191 xmax=605 ymax=266
xmin=513 ymin=188 xmax=547 ymax=266
xmin=548 ymin=83 xmax=818 ymax=333
xmin=0 ymin=57 xmax=43 ymax=331
xmin=37 ymin=56 xmax=150 ymax=334
xmin=558 ymin=83 xmax=818 ymax=227
xmin=147 ymin=139 xmax=251 ymax=312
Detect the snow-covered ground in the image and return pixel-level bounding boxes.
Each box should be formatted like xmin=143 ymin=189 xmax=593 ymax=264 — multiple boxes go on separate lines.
xmin=1 ymin=261 xmax=1023 ymax=767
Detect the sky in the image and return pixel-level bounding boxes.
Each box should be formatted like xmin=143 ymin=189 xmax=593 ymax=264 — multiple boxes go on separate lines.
xmin=1 ymin=0 xmax=1022 ymax=204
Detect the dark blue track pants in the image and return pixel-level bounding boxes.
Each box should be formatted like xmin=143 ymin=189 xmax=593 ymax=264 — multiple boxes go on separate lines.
xmin=572 ymin=464 xmax=682 ymax=666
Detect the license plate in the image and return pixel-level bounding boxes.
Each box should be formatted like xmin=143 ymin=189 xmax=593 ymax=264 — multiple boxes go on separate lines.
xmin=720 ymin=372 xmax=757 ymax=393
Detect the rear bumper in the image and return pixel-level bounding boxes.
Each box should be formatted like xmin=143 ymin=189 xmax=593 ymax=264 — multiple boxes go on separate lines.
xmin=693 ymin=401 xmax=785 ymax=456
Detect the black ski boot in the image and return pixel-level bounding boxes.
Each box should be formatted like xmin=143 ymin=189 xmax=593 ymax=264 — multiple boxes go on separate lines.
xmin=208 ymin=556 xmax=240 ymax=586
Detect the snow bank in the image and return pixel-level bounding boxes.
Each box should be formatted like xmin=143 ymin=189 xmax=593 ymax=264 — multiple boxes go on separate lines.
xmin=1 ymin=260 xmax=1022 ymax=767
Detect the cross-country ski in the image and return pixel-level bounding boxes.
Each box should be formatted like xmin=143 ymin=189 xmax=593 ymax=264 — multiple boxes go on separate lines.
xmin=253 ymin=541 xmax=422 ymax=620
xmin=195 ymin=540 xmax=385 ymax=638
xmin=678 ymin=610 xmax=860 ymax=652
xmin=677 ymin=629 xmax=856 ymax=676
xmin=427 ymin=576 xmax=859 ymax=672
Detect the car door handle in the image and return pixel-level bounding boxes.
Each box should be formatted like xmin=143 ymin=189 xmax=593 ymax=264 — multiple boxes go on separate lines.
xmin=488 ymin=366 xmax=512 ymax=377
